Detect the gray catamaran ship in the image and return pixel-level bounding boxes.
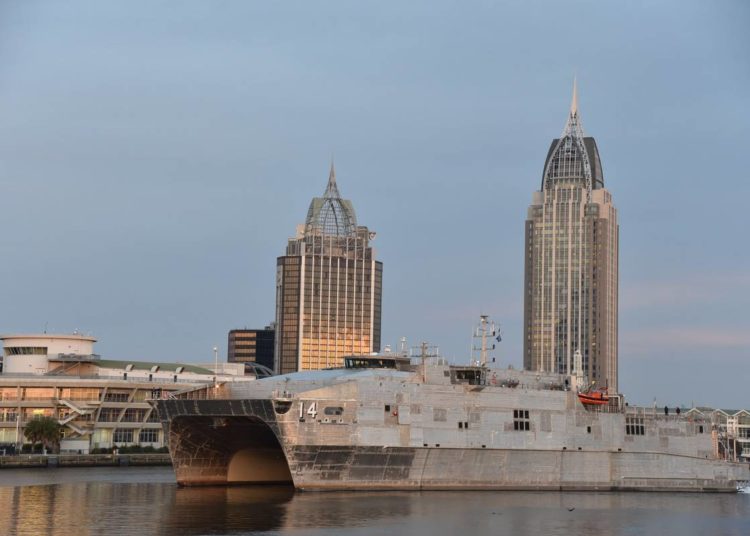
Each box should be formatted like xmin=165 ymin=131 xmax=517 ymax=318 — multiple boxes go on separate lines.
xmin=153 ymin=328 xmax=749 ymax=492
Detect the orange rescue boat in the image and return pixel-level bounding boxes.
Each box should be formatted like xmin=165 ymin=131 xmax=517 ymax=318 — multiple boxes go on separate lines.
xmin=577 ymin=388 xmax=610 ymax=406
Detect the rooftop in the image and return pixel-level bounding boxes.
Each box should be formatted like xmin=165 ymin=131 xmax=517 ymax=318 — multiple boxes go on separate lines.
xmin=541 ymin=79 xmax=604 ymax=192
xmin=304 ymin=161 xmax=357 ymax=237
xmin=1 ymin=333 xmax=97 ymax=343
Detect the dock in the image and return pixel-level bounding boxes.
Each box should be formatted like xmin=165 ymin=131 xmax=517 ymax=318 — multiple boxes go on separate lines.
xmin=0 ymin=453 xmax=172 ymax=469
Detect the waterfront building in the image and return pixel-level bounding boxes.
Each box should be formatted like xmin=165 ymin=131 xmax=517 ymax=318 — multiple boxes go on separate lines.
xmin=274 ymin=163 xmax=383 ymax=374
xmin=227 ymin=327 xmax=275 ymax=371
xmin=0 ymin=333 xmax=252 ymax=453
xmin=523 ymin=82 xmax=619 ymax=392
xmin=687 ymin=407 xmax=750 ymax=461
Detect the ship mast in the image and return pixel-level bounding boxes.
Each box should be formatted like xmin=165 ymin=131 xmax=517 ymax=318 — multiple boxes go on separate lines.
xmin=412 ymin=341 xmax=439 ymax=383
xmin=471 ymin=315 xmax=499 ymax=367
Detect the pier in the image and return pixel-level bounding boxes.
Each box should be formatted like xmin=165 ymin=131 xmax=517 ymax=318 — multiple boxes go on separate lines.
xmin=0 ymin=453 xmax=171 ymax=469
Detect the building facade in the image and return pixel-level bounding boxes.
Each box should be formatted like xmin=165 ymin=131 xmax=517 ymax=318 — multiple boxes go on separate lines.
xmin=687 ymin=407 xmax=750 ymax=462
xmin=0 ymin=333 xmax=253 ymax=453
xmin=275 ymin=164 xmax=382 ymax=374
xmin=227 ymin=327 xmax=275 ymax=370
xmin=523 ymin=84 xmax=619 ymax=392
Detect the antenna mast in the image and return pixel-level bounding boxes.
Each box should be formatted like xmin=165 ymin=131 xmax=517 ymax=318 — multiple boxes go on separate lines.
xmin=471 ymin=315 xmax=499 ymax=367
xmin=411 ymin=341 xmax=439 ymax=383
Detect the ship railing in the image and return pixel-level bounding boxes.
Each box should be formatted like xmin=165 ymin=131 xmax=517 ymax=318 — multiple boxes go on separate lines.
xmin=623 ymin=406 xmax=702 ymax=423
xmin=583 ymin=403 xmax=623 ymax=414
xmin=165 ymin=383 xmax=230 ymax=400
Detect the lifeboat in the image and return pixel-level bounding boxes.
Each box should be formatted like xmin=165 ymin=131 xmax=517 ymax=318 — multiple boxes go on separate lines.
xmin=577 ymin=388 xmax=609 ymax=406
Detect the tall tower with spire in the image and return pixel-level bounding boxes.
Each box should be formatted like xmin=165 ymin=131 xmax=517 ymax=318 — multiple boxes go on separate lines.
xmin=523 ymin=81 xmax=619 ymax=392
xmin=274 ymin=163 xmax=383 ymax=374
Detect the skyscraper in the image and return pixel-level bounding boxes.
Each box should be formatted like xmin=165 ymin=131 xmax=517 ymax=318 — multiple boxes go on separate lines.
xmin=523 ymin=83 xmax=619 ymax=392
xmin=274 ymin=163 xmax=382 ymax=374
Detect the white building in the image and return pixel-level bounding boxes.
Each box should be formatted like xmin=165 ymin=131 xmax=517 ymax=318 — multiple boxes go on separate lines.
xmin=0 ymin=333 xmax=254 ymax=453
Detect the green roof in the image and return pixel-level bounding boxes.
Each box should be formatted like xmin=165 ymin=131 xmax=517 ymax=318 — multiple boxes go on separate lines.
xmin=95 ymin=360 xmax=213 ymax=375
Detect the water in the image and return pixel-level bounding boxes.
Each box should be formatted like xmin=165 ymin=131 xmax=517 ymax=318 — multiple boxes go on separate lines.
xmin=0 ymin=467 xmax=748 ymax=536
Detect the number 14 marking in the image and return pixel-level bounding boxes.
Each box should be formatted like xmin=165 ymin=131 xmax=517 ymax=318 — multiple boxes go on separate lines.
xmin=299 ymin=401 xmax=317 ymax=420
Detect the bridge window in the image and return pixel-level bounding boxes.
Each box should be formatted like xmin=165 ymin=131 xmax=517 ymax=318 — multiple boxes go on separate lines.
xmin=324 ymin=406 xmax=344 ymax=416
xmin=513 ymin=409 xmax=530 ymax=431
xmin=626 ymin=416 xmax=645 ymax=436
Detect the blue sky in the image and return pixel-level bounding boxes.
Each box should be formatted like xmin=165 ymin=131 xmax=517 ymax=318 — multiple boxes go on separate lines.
xmin=0 ymin=1 xmax=748 ymax=408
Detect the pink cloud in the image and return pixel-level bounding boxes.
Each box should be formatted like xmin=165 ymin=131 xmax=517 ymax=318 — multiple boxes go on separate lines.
xmin=622 ymin=326 xmax=750 ymax=356
xmin=620 ymin=272 xmax=750 ymax=310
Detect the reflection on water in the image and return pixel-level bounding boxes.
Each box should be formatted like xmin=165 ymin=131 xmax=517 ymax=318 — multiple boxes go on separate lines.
xmin=0 ymin=467 xmax=748 ymax=536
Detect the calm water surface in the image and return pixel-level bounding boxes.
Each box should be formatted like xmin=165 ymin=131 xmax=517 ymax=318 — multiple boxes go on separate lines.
xmin=0 ymin=467 xmax=747 ymax=536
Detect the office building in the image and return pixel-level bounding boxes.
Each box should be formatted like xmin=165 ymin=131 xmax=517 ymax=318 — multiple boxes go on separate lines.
xmin=523 ymin=83 xmax=619 ymax=392
xmin=275 ymin=163 xmax=382 ymax=374
xmin=227 ymin=327 xmax=275 ymax=371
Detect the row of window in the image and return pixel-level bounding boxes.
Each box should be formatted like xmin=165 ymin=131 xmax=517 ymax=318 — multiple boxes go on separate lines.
xmin=4 ymin=347 xmax=48 ymax=355
xmin=625 ymin=417 xmax=645 ymax=436
xmin=0 ymin=387 xmax=159 ymax=402
xmin=98 ymin=408 xmax=157 ymax=423
xmin=113 ymin=429 xmax=160 ymax=443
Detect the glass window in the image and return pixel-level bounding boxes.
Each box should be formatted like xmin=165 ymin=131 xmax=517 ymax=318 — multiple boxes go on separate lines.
xmin=113 ymin=429 xmax=134 ymax=443
xmin=138 ymin=429 xmax=159 ymax=443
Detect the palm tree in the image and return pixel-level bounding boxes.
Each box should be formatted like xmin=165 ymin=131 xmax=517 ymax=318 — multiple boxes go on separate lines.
xmin=24 ymin=416 xmax=62 ymax=454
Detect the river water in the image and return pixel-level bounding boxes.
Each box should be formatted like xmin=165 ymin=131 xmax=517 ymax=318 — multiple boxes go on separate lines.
xmin=0 ymin=467 xmax=747 ymax=536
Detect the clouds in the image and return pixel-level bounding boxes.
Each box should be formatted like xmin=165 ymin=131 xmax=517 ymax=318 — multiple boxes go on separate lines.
xmin=620 ymin=272 xmax=750 ymax=311
xmin=622 ymin=327 xmax=750 ymax=356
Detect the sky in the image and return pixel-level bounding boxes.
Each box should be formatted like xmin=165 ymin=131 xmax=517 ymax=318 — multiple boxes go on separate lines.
xmin=0 ymin=1 xmax=748 ymax=408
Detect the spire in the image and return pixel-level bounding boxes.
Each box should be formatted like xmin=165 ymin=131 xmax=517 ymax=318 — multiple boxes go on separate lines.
xmin=306 ymin=160 xmax=357 ymax=236
xmin=570 ymin=75 xmax=578 ymax=117
xmin=544 ymin=79 xmax=595 ymax=194
xmin=324 ymin=157 xmax=341 ymax=198
xmin=562 ymin=76 xmax=584 ymax=138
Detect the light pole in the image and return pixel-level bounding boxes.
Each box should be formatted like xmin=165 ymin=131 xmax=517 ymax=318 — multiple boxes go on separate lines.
xmin=213 ymin=346 xmax=219 ymax=388
xmin=15 ymin=413 xmax=21 ymax=454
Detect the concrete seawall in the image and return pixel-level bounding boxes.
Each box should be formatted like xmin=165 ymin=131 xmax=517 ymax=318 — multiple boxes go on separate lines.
xmin=0 ymin=454 xmax=172 ymax=469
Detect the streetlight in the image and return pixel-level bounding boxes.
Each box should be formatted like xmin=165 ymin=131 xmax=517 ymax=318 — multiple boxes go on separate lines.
xmin=213 ymin=346 xmax=219 ymax=388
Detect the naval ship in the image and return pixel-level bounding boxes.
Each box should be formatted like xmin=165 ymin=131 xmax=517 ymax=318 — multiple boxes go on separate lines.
xmin=152 ymin=332 xmax=749 ymax=492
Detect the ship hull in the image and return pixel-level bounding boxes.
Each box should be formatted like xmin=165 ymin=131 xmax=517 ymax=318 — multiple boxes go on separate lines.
xmin=155 ymin=397 xmax=748 ymax=493
xmin=287 ymin=445 xmax=740 ymax=492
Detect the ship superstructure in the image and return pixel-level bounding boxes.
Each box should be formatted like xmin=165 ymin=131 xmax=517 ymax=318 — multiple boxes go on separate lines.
xmin=154 ymin=355 xmax=749 ymax=492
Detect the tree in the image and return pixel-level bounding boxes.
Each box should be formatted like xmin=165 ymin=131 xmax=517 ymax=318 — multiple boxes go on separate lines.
xmin=24 ymin=416 xmax=62 ymax=454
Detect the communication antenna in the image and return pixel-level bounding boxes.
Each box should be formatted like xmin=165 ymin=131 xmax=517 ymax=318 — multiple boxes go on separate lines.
xmin=471 ymin=315 xmax=500 ymax=367
xmin=410 ymin=341 xmax=439 ymax=383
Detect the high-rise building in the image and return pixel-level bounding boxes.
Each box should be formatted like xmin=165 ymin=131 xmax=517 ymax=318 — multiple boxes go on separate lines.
xmin=227 ymin=327 xmax=275 ymax=371
xmin=274 ymin=163 xmax=382 ymax=374
xmin=523 ymin=83 xmax=619 ymax=392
